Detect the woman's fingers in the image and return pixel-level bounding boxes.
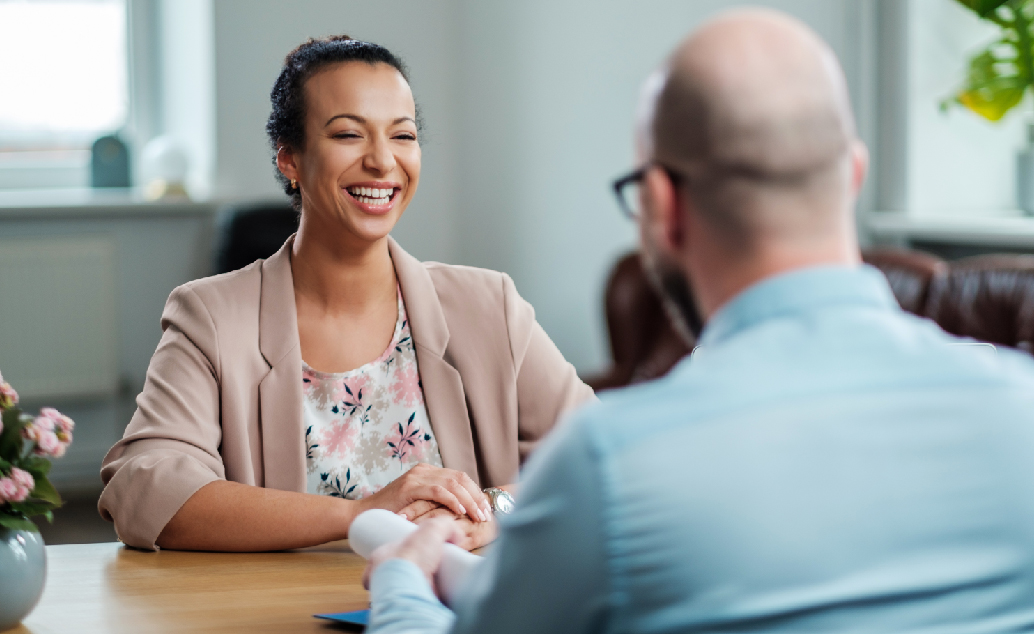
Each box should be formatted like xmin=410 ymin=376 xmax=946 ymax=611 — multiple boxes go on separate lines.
xmin=397 ymin=499 xmax=439 ymax=521
xmin=409 ymin=482 xmax=465 ymax=519
xmin=378 ymin=464 xmax=492 ymax=522
xmin=454 ymin=470 xmax=492 ymax=521
xmin=405 ymin=466 xmax=488 ymax=523
xmin=436 ymin=469 xmax=489 ymax=523
xmin=411 ymin=507 xmax=455 ymax=523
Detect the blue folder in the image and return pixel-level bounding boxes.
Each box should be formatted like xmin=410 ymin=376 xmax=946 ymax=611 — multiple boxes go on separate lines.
xmin=315 ymin=608 xmax=369 ymax=627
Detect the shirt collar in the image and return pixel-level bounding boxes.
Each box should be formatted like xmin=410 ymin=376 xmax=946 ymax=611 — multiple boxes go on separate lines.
xmin=697 ymin=264 xmax=898 ymax=347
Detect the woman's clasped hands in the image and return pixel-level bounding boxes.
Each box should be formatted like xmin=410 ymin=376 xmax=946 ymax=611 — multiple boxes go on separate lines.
xmin=357 ymin=463 xmax=498 ymax=550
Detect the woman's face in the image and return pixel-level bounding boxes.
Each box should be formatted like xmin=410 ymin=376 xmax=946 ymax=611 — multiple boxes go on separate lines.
xmin=280 ymin=61 xmax=421 ymax=246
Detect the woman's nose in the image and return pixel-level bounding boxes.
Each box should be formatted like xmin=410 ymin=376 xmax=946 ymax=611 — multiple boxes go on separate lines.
xmin=363 ymin=136 xmax=396 ymax=175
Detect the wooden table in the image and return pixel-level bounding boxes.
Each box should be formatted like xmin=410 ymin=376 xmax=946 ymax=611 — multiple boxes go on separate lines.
xmin=12 ymin=541 xmax=369 ymax=633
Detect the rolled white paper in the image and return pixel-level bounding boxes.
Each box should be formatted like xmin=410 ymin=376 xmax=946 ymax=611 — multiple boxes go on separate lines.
xmin=349 ymin=508 xmax=484 ymax=606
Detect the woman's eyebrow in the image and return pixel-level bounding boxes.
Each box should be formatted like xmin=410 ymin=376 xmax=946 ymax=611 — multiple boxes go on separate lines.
xmin=325 ymin=113 xmax=363 ymax=127
xmin=324 ymin=114 xmax=416 ymax=127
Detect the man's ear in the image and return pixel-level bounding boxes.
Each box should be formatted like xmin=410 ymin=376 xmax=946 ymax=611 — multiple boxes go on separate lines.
xmin=642 ymin=167 xmax=685 ymax=254
xmin=849 ymin=140 xmax=869 ymax=198
xmin=276 ymin=145 xmax=300 ymax=183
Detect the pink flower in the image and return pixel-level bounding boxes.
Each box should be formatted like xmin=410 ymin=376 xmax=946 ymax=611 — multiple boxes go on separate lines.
xmin=40 ymin=407 xmax=74 ymax=434
xmin=22 ymin=423 xmax=40 ymax=443
xmin=0 ymin=477 xmax=26 ymax=503
xmin=34 ymin=430 xmax=65 ymax=458
xmin=10 ymin=468 xmax=33 ymax=492
xmin=0 ymin=382 xmax=18 ymax=409
xmin=390 ymin=365 xmax=424 ymax=408
xmin=33 ymin=414 xmax=54 ymax=432
xmin=320 ymin=420 xmax=359 ymax=458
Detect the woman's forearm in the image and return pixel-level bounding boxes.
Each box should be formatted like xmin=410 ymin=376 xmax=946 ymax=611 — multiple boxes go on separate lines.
xmin=156 ymin=480 xmax=363 ymax=552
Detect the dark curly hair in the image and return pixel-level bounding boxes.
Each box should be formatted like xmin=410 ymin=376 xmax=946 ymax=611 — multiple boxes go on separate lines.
xmin=265 ymin=35 xmax=418 ymax=209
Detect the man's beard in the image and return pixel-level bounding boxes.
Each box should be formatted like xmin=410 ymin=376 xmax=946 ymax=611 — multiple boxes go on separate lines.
xmin=641 ymin=248 xmax=705 ymax=345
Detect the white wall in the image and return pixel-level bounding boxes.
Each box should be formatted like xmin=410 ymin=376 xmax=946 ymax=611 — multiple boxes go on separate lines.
xmin=211 ymin=0 xmax=463 ymax=263
xmin=208 ymin=0 xmax=876 ymax=373
xmin=903 ymin=0 xmax=1026 ymax=215
xmin=159 ymin=0 xmax=216 ymax=199
xmin=453 ymin=0 xmax=875 ymax=372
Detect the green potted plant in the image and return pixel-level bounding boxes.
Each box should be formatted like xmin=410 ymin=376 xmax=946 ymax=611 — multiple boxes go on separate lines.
xmin=0 ymin=371 xmax=74 ymax=630
xmin=946 ymin=0 xmax=1034 ymax=212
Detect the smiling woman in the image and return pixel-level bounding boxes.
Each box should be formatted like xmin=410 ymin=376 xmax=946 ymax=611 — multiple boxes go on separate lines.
xmin=97 ymin=35 xmax=595 ymax=553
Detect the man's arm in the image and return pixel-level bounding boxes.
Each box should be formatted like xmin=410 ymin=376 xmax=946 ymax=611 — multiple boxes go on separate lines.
xmin=366 ymin=411 xmax=613 ymax=634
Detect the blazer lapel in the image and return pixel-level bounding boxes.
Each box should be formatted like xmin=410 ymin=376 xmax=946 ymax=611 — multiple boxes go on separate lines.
xmin=389 ymin=238 xmax=480 ymax=485
xmin=257 ymin=237 xmax=306 ymax=492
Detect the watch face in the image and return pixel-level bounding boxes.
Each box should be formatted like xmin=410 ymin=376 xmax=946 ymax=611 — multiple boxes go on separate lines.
xmin=494 ymin=491 xmax=515 ymax=515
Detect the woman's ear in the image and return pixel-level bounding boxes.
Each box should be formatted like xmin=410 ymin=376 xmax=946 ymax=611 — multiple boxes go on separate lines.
xmin=276 ymin=145 xmax=300 ymax=183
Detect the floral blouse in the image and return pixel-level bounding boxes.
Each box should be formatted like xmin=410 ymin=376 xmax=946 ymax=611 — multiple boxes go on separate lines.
xmin=302 ymin=290 xmax=443 ymax=499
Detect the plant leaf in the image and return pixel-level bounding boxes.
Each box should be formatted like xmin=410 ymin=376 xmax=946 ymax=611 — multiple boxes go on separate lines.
xmin=0 ymin=513 xmax=38 ymax=532
xmin=8 ymin=500 xmax=55 ymax=517
xmin=0 ymin=409 xmax=25 ymax=457
xmin=22 ymin=455 xmax=51 ymax=476
xmin=954 ymin=0 xmax=1011 ymax=18
xmin=951 ymin=44 xmax=1030 ymax=121
xmin=28 ymin=477 xmax=62 ymax=507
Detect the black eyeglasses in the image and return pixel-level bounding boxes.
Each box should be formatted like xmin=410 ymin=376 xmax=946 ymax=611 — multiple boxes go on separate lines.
xmin=611 ymin=163 xmax=684 ymax=219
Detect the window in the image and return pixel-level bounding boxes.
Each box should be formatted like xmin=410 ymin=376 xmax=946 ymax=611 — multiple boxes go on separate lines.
xmin=0 ymin=0 xmax=128 ymax=189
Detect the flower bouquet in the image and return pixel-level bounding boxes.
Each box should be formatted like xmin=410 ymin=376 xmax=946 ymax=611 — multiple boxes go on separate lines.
xmin=0 ymin=372 xmax=73 ymax=531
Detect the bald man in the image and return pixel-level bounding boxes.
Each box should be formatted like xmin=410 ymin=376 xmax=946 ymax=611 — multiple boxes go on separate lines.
xmin=362 ymin=10 xmax=1034 ymax=633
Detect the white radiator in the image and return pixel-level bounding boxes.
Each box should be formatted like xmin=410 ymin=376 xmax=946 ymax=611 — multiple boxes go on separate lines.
xmin=0 ymin=235 xmax=118 ymax=400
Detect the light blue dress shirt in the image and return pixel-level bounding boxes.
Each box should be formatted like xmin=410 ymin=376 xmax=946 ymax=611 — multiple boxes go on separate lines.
xmin=368 ymin=265 xmax=1034 ymax=633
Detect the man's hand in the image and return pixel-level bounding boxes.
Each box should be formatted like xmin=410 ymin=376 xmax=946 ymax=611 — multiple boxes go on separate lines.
xmin=362 ymin=517 xmax=464 ymax=595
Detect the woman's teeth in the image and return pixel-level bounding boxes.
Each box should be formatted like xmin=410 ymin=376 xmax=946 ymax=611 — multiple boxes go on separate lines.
xmin=347 ymin=186 xmax=394 ymax=205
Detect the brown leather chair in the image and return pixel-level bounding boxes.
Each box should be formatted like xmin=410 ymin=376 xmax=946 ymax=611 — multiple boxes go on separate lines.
xmin=863 ymin=249 xmax=1034 ymax=353
xmin=584 ymin=253 xmax=692 ymax=391
xmin=588 ymin=247 xmax=1034 ymax=392
xmin=925 ymin=255 xmax=1034 ymax=354
xmin=861 ymin=248 xmax=948 ymax=316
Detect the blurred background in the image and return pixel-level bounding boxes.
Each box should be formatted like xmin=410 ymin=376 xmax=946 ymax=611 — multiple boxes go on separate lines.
xmin=1 ymin=0 xmax=1031 ymax=542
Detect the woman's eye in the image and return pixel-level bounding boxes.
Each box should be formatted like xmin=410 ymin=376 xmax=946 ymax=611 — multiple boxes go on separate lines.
xmin=394 ymin=133 xmax=417 ymax=141
xmin=333 ymin=132 xmax=361 ymax=140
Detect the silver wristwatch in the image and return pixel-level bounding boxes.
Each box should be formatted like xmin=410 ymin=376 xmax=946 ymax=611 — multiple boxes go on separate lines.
xmin=483 ymin=487 xmax=515 ymax=515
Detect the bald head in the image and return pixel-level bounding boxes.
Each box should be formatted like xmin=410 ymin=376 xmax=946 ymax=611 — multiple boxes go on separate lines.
xmin=640 ymin=8 xmax=860 ymax=240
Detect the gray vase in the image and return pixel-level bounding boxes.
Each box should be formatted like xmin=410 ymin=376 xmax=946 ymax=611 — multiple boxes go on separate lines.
xmin=0 ymin=527 xmax=46 ymax=630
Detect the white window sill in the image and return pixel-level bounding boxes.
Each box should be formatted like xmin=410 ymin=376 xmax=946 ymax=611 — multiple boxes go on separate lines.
xmin=863 ymin=210 xmax=1034 ymax=247
xmin=0 ymin=187 xmax=216 ymax=218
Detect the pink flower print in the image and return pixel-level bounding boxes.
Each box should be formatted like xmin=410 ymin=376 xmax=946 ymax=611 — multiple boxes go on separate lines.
xmin=320 ymin=419 xmax=359 ymax=458
xmin=302 ymin=369 xmax=319 ymax=396
xmin=334 ymin=376 xmax=371 ymax=424
xmin=390 ymin=365 xmax=423 ymax=408
xmin=336 ymin=375 xmax=369 ymax=404
xmin=385 ymin=412 xmax=432 ymax=461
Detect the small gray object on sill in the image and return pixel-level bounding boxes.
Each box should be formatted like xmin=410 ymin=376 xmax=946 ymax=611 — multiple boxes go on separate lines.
xmin=91 ymin=134 xmax=130 ymax=189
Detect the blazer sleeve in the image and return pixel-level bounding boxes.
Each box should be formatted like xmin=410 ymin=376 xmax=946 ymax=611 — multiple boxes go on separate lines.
xmin=501 ymin=274 xmax=597 ymax=462
xmin=98 ymin=284 xmax=226 ymax=550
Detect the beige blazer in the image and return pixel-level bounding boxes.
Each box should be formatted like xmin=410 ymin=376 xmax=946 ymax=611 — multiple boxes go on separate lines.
xmin=99 ymin=237 xmax=594 ymax=549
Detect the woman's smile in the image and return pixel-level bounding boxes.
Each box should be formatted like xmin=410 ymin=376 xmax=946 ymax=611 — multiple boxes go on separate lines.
xmin=344 ymin=181 xmax=402 ymax=216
